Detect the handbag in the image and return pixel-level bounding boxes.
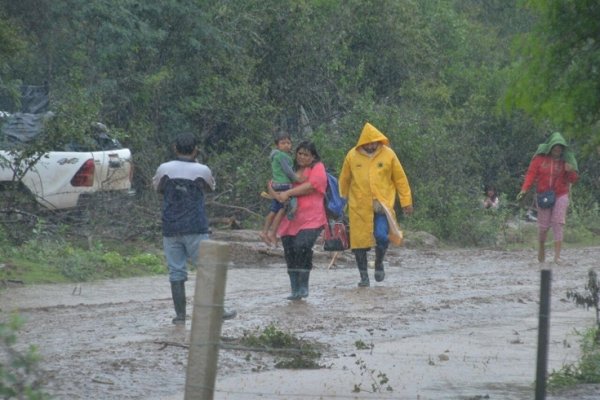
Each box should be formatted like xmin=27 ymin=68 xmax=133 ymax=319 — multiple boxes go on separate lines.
xmin=323 ymin=219 xmax=349 ymax=251
xmin=537 ymin=190 xmax=555 ymax=209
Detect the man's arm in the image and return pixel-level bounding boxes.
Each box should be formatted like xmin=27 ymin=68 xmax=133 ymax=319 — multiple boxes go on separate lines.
xmin=391 ymin=154 xmax=412 ymax=209
xmin=154 ymin=174 xmax=167 ymax=194
xmin=195 ymin=177 xmax=214 ymax=192
xmin=338 ymin=155 xmax=351 ymax=198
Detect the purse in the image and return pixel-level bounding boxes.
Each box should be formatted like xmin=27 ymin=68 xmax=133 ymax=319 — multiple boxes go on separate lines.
xmin=323 ymin=219 xmax=349 ymax=251
xmin=537 ymin=191 xmax=555 ymax=209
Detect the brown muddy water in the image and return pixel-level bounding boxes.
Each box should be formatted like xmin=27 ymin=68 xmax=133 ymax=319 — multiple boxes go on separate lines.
xmin=1 ymin=232 xmax=600 ymax=399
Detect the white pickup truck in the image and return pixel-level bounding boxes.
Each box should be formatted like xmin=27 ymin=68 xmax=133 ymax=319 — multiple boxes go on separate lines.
xmin=0 ymin=116 xmax=133 ymax=211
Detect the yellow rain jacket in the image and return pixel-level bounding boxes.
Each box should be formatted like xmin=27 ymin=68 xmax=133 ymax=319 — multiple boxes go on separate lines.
xmin=339 ymin=123 xmax=412 ymax=249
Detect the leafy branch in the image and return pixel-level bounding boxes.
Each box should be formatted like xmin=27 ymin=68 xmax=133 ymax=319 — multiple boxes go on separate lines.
xmin=567 ymin=269 xmax=600 ymax=333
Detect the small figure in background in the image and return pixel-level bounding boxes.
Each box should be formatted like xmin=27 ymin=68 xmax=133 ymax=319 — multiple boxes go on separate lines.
xmin=482 ymin=184 xmax=499 ymax=210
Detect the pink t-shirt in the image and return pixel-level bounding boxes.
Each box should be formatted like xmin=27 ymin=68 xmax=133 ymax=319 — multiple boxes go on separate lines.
xmin=277 ymin=161 xmax=327 ymax=237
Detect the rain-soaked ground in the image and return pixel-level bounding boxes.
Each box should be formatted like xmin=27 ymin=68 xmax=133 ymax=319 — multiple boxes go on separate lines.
xmin=1 ymin=229 xmax=600 ymax=400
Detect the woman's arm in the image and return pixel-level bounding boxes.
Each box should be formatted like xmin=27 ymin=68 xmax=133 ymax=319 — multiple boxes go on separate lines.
xmin=564 ymin=163 xmax=579 ymax=184
xmin=521 ymin=156 xmax=541 ymax=192
xmin=277 ymin=181 xmax=314 ymax=202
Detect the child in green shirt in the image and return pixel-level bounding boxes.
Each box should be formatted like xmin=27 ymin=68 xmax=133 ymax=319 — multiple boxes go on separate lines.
xmin=260 ymin=132 xmax=305 ymax=246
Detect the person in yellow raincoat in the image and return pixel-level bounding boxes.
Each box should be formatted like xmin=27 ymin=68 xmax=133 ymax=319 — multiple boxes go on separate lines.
xmin=339 ymin=122 xmax=413 ymax=287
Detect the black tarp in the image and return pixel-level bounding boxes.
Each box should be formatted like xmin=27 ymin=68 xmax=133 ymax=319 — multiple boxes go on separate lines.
xmin=0 ymin=83 xmax=49 ymax=114
xmin=1 ymin=84 xmax=52 ymax=144
xmin=1 ymin=112 xmax=55 ymax=143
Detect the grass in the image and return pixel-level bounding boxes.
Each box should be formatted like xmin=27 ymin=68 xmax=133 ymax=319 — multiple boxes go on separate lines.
xmin=0 ymin=230 xmax=165 ymax=285
xmin=1 ymin=204 xmax=598 ymax=286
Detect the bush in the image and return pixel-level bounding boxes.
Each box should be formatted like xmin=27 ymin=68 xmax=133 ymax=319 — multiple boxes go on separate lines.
xmin=0 ymin=315 xmax=50 ymax=399
xmin=568 ymin=185 xmax=600 ymax=239
xmin=549 ymin=271 xmax=600 ymax=390
xmin=548 ymin=327 xmax=600 ymax=390
xmin=405 ymin=182 xmax=511 ymax=247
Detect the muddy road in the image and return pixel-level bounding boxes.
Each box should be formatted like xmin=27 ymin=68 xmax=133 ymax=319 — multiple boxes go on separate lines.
xmin=2 ymin=230 xmax=600 ymax=399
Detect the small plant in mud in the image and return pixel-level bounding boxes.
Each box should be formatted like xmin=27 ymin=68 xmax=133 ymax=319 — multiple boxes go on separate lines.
xmin=240 ymin=324 xmax=323 ymax=369
xmin=351 ymin=357 xmax=393 ymax=393
xmin=354 ymin=339 xmax=373 ymax=351
xmin=566 ymin=269 xmax=600 ymax=332
xmin=0 ymin=315 xmax=51 ymax=399
xmin=354 ymin=328 xmax=375 ymax=353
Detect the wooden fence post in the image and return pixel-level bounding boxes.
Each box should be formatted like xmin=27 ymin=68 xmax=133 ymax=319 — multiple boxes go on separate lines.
xmin=184 ymin=240 xmax=229 ymax=400
xmin=535 ymin=268 xmax=552 ymax=400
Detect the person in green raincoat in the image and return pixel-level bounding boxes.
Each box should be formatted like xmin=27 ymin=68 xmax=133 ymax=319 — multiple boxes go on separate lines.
xmin=339 ymin=122 xmax=413 ymax=287
xmin=517 ymin=132 xmax=578 ymax=264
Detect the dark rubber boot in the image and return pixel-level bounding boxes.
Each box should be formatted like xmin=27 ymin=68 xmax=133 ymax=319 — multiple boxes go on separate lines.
xmin=170 ymin=280 xmax=186 ymax=325
xmin=286 ymin=271 xmax=301 ymax=300
xmin=374 ymin=245 xmax=387 ymax=282
xmin=354 ymin=249 xmax=370 ymax=287
xmin=298 ymin=271 xmax=310 ymax=298
xmin=295 ymin=246 xmax=311 ymax=298
xmin=222 ymin=308 xmax=237 ymax=320
xmin=282 ymin=238 xmax=300 ymax=300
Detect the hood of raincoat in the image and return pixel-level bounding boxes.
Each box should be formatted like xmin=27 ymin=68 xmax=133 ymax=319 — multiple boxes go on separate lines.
xmin=534 ymin=132 xmax=578 ymax=171
xmin=355 ymin=122 xmax=390 ymax=148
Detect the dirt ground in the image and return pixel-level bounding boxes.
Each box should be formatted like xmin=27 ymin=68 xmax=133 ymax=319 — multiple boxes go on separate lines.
xmin=2 ymin=229 xmax=600 ymax=400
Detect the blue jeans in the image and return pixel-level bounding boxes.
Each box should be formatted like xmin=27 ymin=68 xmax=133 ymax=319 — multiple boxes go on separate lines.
xmin=373 ymin=213 xmax=389 ymax=248
xmin=163 ymin=233 xmax=209 ymax=282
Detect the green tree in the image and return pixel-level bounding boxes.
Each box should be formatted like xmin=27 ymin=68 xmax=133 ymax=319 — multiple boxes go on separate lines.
xmin=0 ymin=10 xmax=26 ymax=104
xmin=503 ymin=0 xmax=600 ymax=152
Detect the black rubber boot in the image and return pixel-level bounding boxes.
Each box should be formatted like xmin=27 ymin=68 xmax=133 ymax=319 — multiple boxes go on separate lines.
xmin=297 ymin=246 xmax=314 ymax=298
xmin=354 ymin=249 xmax=369 ymax=287
xmin=287 ymin=271 xmax=301 ymax=300
xmin=298 ymin=271 xmax=310 ymax=298
xmin=283 ymin=238 xmax=301 ymax=300
xmin=222 ymin=308 xmax=237 ymax=320
xmin=170 ymin=280 xmax=186 ymax=325
xmin=374 ymin=245 xmax=387 ymax=282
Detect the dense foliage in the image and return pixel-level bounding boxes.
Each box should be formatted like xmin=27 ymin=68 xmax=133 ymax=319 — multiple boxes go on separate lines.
xmin=504 ymin=0 xmax=600 ymax=153
xmin=0 ymin=0 xmax=598 ymax=245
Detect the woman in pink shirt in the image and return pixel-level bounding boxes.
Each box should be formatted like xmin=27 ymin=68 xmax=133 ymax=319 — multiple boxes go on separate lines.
xmin=270 ymin=141 xmax=327 ymax=300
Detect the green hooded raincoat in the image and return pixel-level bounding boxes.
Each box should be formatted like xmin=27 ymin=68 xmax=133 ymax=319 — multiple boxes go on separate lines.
xmin=534 ymin=132 xmax=578 ymax=171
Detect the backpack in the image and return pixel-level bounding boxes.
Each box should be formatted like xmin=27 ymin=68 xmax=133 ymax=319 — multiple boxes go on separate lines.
xmin=324 ymin=172 xmax=346 ymax=219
